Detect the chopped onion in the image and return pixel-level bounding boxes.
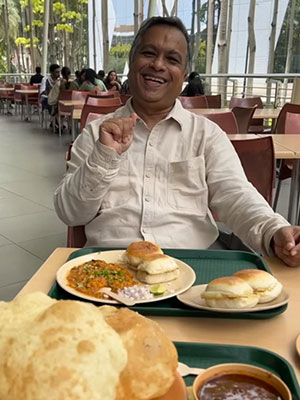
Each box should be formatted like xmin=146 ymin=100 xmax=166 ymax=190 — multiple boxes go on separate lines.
xmin=118 ymin=285 xmax=154 ymax=300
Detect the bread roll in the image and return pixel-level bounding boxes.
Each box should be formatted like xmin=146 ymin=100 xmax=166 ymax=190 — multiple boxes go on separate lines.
xmin=233 ymin=269 xmax=283 ymax=303
xmin=202 ymin=276 xmax=259 ymax=309
xmin=0 ymin=292 xmax=127 ymax=400
xmin=101 ymin=306 xmax=177 ymax=400
xmin=123 ymin=241 xmax=163 ymax=269
xmin=137 ymin=254 xmax=180 ymax=284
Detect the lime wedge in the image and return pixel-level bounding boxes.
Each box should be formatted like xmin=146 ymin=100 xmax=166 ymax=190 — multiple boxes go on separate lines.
xmin=150 ymin=284 xmax=167 ymax=295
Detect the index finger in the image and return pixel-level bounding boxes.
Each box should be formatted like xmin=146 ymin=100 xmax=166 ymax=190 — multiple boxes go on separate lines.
xmin=287 ymin=242 xmax=300 ymax=257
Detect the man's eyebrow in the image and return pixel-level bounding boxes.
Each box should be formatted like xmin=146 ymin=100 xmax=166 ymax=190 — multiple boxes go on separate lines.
xmin=140 ymin=44 xmax=183 ymax=60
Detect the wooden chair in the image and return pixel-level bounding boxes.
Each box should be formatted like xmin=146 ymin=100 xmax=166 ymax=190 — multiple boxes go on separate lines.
xmin=80 ymin=104 xmax=120 ymax=131
xmin=67 ymin=226 xmax=87 ymax=247
xmin=179 ymin=95 xmax=208 ymax=109
xmin=203 ymin=111 xmax=239 ymax=134
xmin=231 ymin=106 xmax=257 ymax=134
xmin=57 ymin=90 xmax=73 ymax=135
xmin=205 ymin=94 xmax=221 ymax=108
xmin=273 ymin=105 xmax=300 ymax=211
xmin=106 ymin=90 xmax=121 ymax=97
xmin=85 ymin=94 xmax=122 ymax=106
xmin=230 ymin=96 xmax=264 ymax=133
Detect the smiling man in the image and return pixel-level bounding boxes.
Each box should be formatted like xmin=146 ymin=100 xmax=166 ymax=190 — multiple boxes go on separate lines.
xmin=54 ymin=17 xmax=300 ymax=267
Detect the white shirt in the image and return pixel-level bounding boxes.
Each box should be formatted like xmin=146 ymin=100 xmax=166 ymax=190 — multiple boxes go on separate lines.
xmin=54 ymin=100 xmax=289 ymax=254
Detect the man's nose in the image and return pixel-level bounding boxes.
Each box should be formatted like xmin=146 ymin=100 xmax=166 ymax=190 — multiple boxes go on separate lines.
xmin=150 ymin=56 xmax=166 ymax=70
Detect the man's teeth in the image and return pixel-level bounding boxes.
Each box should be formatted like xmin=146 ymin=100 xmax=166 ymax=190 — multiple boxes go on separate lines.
xmin=144 ymin=76 xmax=165 ymax=83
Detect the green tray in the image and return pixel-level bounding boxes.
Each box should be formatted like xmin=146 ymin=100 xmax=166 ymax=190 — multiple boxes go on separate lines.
xmin=48 ymin=247 xmax=287 ymax=319
xmin=175 ymin=342 xmax=300 ymax=399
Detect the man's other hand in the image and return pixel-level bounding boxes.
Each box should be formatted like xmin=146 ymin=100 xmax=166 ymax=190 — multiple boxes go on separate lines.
xmin=273 ymin=226 xmax=300 ymax=267
xmin=99 ymin=113 xmax=137 ymax=154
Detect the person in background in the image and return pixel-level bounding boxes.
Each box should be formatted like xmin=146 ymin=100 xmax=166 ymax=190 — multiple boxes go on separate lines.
xmin=74 ymin=70 xmax=81 ymax=86
xmin=98 ymin=70 xmax=105 ymax=81
xmin=80 ymin=68 xmax=107 ymax=92
xmin=48 ymin=66 xmax=79 ymax=113
xmin=121 ymin=78 xmax=130 ymax=94
xmin=181 ymin=71 xmax=204 ymax=96
xmin=30 ymin=66 xmax=43 ymax=85
xmin=104 ymin=70 xmax=122 ymax=92
xmin=40 ymin=63 xmax=60 ymax=113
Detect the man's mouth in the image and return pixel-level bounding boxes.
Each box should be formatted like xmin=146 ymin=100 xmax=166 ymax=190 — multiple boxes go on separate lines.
xmin=143 ymin=75 xmax=166 ymax=85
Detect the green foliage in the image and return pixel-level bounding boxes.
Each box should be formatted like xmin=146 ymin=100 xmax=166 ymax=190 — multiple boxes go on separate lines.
xmin=53 ymin=1 xmax=66 ymax=14
xmin=110 ymin=43 xmax=131 ymax=58
xmin=33 ymin=19 xmax=43 ymax=27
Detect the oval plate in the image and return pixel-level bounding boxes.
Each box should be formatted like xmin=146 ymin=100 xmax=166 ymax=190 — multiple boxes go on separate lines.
xmin=177 ymin=284 xmax=289 ymax=313
xmin=56 ymin=250 xmax=196 ymax=304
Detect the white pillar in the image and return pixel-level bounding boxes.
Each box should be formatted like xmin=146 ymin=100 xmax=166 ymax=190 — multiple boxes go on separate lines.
xmin=42 ymin=0 xmax=50 ymax=75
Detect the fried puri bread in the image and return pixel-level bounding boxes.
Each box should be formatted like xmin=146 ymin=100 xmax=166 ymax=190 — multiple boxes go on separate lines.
xmin=234 ymin=269 xmax=283 ymax=303
xmin=201 ymin=276 xmax=259 ymax=309
xmin=101 ymin=306 xmax=178 ymax=400
xmin=0 ymin=292 xmax=127 ymax=400
xmin=123 ymin=241 xmax=163 ymax=269
xmin=137 ymin=254 xmax=180 ymax=284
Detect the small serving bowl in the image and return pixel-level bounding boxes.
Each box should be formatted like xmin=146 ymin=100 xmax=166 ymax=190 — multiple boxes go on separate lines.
xmin=154 ymin=371 xmax=187 ymax=400
xmin=192 ymin=363 xmax=291 ymax=400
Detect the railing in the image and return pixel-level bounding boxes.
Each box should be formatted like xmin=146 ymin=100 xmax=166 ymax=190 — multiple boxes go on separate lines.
xmin=1 ymin=72 xmax=300 ymax=107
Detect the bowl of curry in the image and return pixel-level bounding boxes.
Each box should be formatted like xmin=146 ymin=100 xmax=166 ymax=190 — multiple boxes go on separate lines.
xmin=192 ymin=363 xmax=291 ymax=400
xmin=67 ymin=259 xmax=137 ymax=299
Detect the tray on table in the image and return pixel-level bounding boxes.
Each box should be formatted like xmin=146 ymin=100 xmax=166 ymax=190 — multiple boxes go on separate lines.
xmin=48 ymin=247 xmax=288 ymax=319
xmin=174 ymin=341 xmax=300 ymax=400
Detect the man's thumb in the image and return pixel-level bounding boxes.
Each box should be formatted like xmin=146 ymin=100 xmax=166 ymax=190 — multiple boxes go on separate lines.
xmin=280 ymin=228 xmax=295 ymax=250
xmin=130 ymin=113 xmax=138 ymax=125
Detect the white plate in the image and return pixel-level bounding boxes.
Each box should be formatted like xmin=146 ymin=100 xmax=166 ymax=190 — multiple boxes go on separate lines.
xmin=177 ymin=284 xmax=289 ymax=313
xmin=56 ymin=250 xmax=196 ymax=304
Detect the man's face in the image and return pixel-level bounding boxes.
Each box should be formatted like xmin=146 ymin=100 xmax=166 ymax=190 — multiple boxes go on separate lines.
xmin=128 ymin=24 xmax=187 ymax=109
xmin=52 ymin=68 xmax=61 ymax=80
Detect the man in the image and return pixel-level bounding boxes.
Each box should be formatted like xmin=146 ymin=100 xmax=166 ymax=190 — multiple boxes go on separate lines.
xmin=54 ymin=17 xmax=300 ymax=267
xmin=39 ymin=63 xmax=60 ymax=112
xmin=30 ymin=66 xmax=43 ymax=85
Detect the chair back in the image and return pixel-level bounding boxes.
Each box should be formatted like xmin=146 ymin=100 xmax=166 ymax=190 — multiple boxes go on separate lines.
xmin=229 ymin=97 xmax=264 ymax=133
xmin=179 ymin=95 xmax=208 ymax=109
xmin=80 ymin=104 xmax=120 ymax=131
xmin=67 ymin=226 xmax=87 ymax=247
xmin=72 ymin=90 xmax=95 ymax=102
xmin=203 ymin=111 xmax=239 ymax=134
xmin=59 ymin=90 xmax=73 ymax=101
xmin=205 ymin=94 xmax=221 ymax=108
xmin=120 ymin=94 xmax=131 ymax=105
xmin=273 ymin=103 xmax=300 ymax=134
xmin=284 ymin=111 xmax=300 ymax=134
xmin=86 ymin=112 xmax=102 ymax=125
xmin=232 ymin=106 xmax=257 ymax=134
xmin=106 ymin=90 xmax=120 ymax=97
xmin=231 ymin=136 xmax=275 ymax=205
xmin=85 ymin=95 xmax=122 ymax=106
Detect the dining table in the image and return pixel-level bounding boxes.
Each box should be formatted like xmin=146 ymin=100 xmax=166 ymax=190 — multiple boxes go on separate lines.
xmin=191 ymin=108 xmax=280 ymax=121
xmin=16 ymin=247 xmax=300 ymax=383
xmin=15 ymin=89 xmax=39 ymax=121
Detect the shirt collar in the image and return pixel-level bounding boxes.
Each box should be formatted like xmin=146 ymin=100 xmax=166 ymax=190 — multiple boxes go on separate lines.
xmin=125 ymin=98 xmax=185 ymax=130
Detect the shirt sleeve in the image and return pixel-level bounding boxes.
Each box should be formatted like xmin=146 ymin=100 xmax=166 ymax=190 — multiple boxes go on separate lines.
xmin=40 ymin=77 xmax=46 ymax=95
xmin=54 ymin=121 xmax=124 ymax=226
xmin=206 ymin=126 xmax=289 ymax=255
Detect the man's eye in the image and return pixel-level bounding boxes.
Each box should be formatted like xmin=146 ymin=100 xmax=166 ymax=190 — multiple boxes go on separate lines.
xmin=168 ymin=57 xmax=180 ymax=64
xmin=142 ymin=51 xmax=155 ymax=57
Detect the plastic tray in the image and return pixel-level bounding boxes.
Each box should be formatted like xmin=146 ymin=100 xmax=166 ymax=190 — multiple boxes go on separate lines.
xmin=48 ymin=247 xmax=287 ymax=319
xmin=175 ymin=341 xmax=300 ymax=400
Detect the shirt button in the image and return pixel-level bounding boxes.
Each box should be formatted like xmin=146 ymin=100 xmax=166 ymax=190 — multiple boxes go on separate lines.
xmin=145 ymin=173 xmax=150 ymax=178
xmin=149 ymin=142 xmax=153 ymax=147
xmin=145 ymin=197 xmax=150 ymax=202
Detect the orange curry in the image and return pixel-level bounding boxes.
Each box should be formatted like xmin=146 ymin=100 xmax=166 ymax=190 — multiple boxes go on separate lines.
xmin=67 ymin=259 xmax=137 ymax=298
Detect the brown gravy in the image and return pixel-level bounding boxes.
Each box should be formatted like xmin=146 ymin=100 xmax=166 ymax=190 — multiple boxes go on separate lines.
xmin=197 ymin=373 xmax=283 ymax=400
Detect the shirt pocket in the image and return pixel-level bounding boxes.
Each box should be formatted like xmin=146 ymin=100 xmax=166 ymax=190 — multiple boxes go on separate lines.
xmin=102 ymin=155 xmax=133 ymax=208
xmin=167 ymin=155 xmax=208 ymax=214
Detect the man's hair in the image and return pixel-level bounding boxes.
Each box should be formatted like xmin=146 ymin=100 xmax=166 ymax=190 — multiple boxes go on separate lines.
xmin=49 ymin=63 xmax=60 ymax=73
xmin=129 ymin=16 xmax=190 ymax=68
xmin=61 ymin=66 xmax=71 ymax=79
xmin=36 ymin=66 xmax=41 ymax=74
xmin=98 ymin=70 xmax=105 ymax=78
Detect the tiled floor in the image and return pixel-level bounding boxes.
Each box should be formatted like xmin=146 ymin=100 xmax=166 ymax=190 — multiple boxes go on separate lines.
xmin=0 ymin=111 xmax=291 ymax=300
xmin=0 ymin=112 xmax=70 ymax=300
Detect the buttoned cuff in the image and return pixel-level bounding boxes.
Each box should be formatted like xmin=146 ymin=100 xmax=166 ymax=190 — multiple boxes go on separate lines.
xmin=89 ymin=140 xmax=123 ymax=168
xmin=262 ymin=216 xmax=290 ymax=256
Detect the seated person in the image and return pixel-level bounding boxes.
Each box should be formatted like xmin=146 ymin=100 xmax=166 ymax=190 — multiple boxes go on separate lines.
xmin=48 ymin=66 xmax=79 ymax=115
xmin=181 ymin=71 xmax=204 ymax=96
xmin=80 ymin=68 xmax=107 ymax=92
xmin=30 ymin=66 xmax=43 ymax=85
xmin=121 ymin=78 xmax=130 ymax=94
xmin=98 ymin=70 xmax=105 ymax=81
xmin=40 ymin=63 xmax=60 ymax=113
xmin=54 ymin=17 xmax=300 ymax=267
xmin=104 ymin=70 xmax=122 ymax=92
xmin=74 ymin=70 xmax=81 ymax=86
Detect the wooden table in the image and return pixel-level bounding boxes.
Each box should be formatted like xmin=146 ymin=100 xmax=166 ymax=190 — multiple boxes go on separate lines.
xmin=0 ymin=87 xmax=14 ymax=91
xmin=16 ymin=247 xmax=300 ymax=382
xmin=59 ymin=100 xmax=85 ymax=107
xmin=191 ymin=108 xmax=280 ymax=120
xmin=15 ymin=89 xmax=39 ymax=121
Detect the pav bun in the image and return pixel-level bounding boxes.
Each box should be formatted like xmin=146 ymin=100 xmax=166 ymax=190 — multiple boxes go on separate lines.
xmin=137 ymin=254 xmax=179 ymax=284
xmin=233 ymin=269 xmax=282 ymax=303
xmin=202 ymin=276 xmax=259 ymax=309
xmin=123 ymin=241 xmax=163 ymax=269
